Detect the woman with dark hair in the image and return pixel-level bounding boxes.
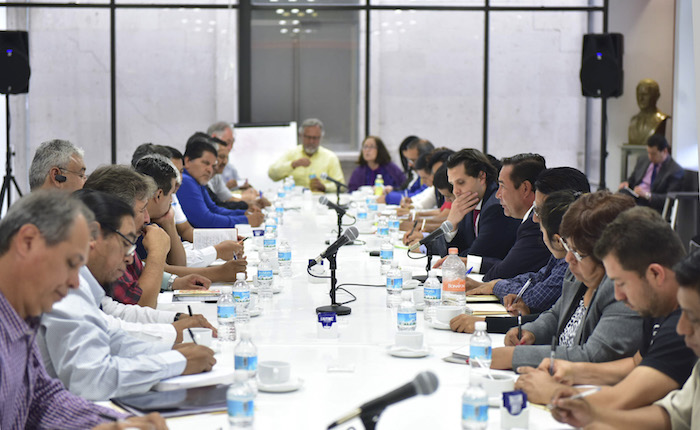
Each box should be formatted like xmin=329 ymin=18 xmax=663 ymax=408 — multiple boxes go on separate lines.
xmin=490 ymin=191 xmax=644 ymax=370
xmin=348 ymin=136 xmax=405 ymax=192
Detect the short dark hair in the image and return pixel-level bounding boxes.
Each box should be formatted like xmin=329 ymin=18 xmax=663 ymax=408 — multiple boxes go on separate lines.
xmin=134 ymin=155 xmax=178 ymax=194
xmin=535 ymin=167 xmax=591 ymax=195
xmin=428 ymin=149 xmax=455 ymax=173
xmin=163 ymin=146 xmax=184 ymax=162
xmin=73 ymin=189 xmax=134 ymax=237
xmin=560 ymin=191 xmax=636 ymax=263
xmin=433 ymin=164 xmax=452 ymax=193
xmin=184 ymin=132 xmax=218 ymax=161
xmin=414 ymin=152 xmax=432 ymax=173
xmin=539 ymin=190 xmax=579 ymax=240
xmin=675 ymin=251 xmax=700 ymax=295
xmin=84 ymin=165 xmax=157 ymax=205
xmin=210 ymin=136 xmax=227 ymax=148
xmin=647 ymin=134 xmax=670 ymax=152
xmin=446 ymin=148 xmax=498 ymax=184
xmin=501 ymin=153 xmax=546 ymax=190
xmin=358 ymin=136 xmax=391 ymax=166
xmin=594 ymin=206 xmax=686 ymax=277
xmin=130 ymin=143 xmax=172 ymax=168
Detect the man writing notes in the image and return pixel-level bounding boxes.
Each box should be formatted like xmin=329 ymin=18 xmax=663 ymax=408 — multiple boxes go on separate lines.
xmin=268 ymin=118 xmax=345 ymax=192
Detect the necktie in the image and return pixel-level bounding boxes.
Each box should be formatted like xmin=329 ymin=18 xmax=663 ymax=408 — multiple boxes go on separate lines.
xmin=473 ymin=209 xmax=481 ymax=236
xmin=651 ymin=164 xmax=659 ymax=185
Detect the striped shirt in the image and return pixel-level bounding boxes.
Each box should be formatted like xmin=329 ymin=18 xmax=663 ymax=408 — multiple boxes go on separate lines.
xmin=492 ymin=255 xmax=568 ymax=314
xmin=0 ymin=290 xmax=123 ymax=429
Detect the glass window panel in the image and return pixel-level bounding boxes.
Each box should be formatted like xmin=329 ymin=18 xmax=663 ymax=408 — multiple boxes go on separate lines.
xmin=115 ymin=9 xmax=238 ymax=164
xmin=488 ymin=11 xmax=590 ymax=169
xmin=5 ymin=9 xmax=110 ymax=192
xmin=250 ymin=8 xmax=361 ymax=152
xmin=253 ymin=0 xmax=363 ymax=6
xmin=369 ymin=10 xmax=484 ymax=156
xmin=372 ymin=0 xmax=483 ymax=6
xmin=490 ymin=0 xmax=602 ymax=7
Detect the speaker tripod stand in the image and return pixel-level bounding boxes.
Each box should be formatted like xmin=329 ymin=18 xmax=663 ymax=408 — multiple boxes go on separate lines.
xmin=0 ymin=95 xmax=23 ymax=211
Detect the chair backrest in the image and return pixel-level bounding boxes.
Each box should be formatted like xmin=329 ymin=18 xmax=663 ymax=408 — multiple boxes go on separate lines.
xmin=682 ymin=169 xmax=699 ymax=192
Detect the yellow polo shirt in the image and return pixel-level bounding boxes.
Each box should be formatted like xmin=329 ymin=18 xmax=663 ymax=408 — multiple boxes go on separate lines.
xmin=268 ymin=145 xmax=345 ymax=192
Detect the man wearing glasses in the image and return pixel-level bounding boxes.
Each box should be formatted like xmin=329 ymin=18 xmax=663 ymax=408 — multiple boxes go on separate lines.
xmin=29 ymin=139 xmax=87 ymax=192
xmin=268 ymin=118 xmax=345 ymax=192
xmin=38 ymin=189 xmax=216 ymax=401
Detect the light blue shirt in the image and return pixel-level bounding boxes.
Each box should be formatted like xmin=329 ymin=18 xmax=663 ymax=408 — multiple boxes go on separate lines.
xmin=37 ymin=267 xmax=186 ymax=401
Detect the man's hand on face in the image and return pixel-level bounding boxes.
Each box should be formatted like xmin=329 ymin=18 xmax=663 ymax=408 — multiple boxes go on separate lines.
xmin=141 ymin=224 xmax=171 ymax=256
xmin=151 ymin=207 xmax=176 ymax=230
xmin=291 ymin=158 xmax=311 ymax=169
xmin=446 ymin=191 xmax=480 ymax=228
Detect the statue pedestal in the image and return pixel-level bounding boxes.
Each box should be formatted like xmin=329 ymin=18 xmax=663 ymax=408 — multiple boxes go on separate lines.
xmin=620 ymin=144 xmax=648 ymax=182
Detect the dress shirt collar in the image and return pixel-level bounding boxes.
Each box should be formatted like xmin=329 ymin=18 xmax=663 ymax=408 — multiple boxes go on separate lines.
xmin=522 ymin=204 xmax=534 ymax=224
xmin=79 ymin=266 xmax=106 ymax=307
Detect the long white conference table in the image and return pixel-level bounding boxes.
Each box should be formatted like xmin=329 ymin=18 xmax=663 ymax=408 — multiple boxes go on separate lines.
xmin=155 ymin=195 xmax=572 ymax=430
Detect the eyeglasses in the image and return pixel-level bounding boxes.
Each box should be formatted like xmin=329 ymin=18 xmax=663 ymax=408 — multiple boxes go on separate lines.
xmin=58 ymin=166 xmax=87 ymax=181
xmin=303 ymin=135 xmax=321 ymax=141
xmin=559 ymin=236 xmax=587 ymax=262
xmin=104 ymin=225 xmax=137 ymax=257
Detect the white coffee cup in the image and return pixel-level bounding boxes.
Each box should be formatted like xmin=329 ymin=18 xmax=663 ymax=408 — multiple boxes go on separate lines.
xmin=436 ymin=305 xmax=464 ymax=325
xmin=395 ymin=331 xmax=423 ymax=350
xmin=471 ymin=372 xmax=516 ymax=398
xmin=189 ymin=327 xmax=212 ymax=347
xmin=402 ymin=270 xmax=413 ymax=283
xmin=258 ymin=361 xmax=291 ymax=385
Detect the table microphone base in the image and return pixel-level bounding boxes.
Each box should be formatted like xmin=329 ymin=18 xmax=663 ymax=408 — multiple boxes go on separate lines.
xmin=316 ymin=304 xmax=351 ymax=315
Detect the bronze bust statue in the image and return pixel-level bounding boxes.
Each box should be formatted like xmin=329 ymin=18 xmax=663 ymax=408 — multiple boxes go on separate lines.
xmin=628 ymin=79 xmax=670 ymax=146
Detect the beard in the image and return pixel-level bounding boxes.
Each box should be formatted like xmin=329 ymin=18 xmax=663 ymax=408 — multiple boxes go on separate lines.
xmin=304 ymin=145 xmax=318 ymax=156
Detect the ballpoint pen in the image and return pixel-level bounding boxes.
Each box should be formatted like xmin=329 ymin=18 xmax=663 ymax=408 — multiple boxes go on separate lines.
xmin=513 ymin=278 xmax=532 ymax=305
xmin=518 ymin=312 xmax=522 ymax=341
xmin=546 ymin=387 xmax=601 ymax=409
xmin=187 ymin=305 xmax=197 ymax=345
xmin=549 ymin=336 xmax=557 ymax=375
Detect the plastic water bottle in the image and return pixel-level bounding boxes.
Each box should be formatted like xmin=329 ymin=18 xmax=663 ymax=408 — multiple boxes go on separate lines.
xmin=376 ymin=216 xmax=390 ymax=242
xmin=397 ymin=291 xmax=417 ymax=331
xmin=442 ymin=248 xmax=466 ymax=306
xmin=217 ymin=286 xmax=236 ymax=342
xmin=386 ymin=261 xmax=403 ymax=308
xmin=356 ymin=202 xmax=369 ymax=230
xmin=265 ymin=214 xmax=278 ymax=236
xmin=275 ymin=201 xmax=285 ymax=225
xmin=462 ymin=383 xmax=488 ymax=430
xmin=257 ymin=255 xmax=274 ymax=300
xmin=263 ymin=224 xmax=278 ymax=271
xmin=469 ymin=321 xmax=492 ymax=369
xmin=366 ymin=196 xmax=378 ymax=220
xmin=374 ymin=174 xmax=385 ymax=196
xmin=388 ymin=214 xmax=400 ymax=241
xmin=380 ymin=240 xmax=394 ymax=275
xmin=423 ymin=270 xmax=442 ymax=322
xmin=234 ymin=331 xmax=258 ymax=381
xmin=277 ymin=187 xmax=286 ymax=201
xmin=228 ymin=372 xmax=256 ymax=428
xmin=232 ymin=273 xmax=250 ymax=325
xmin=278 ymin=240 xmax=292 ymax=278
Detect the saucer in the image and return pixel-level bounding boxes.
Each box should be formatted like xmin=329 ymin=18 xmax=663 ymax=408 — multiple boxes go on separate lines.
xmin=257 ymin=377 xmax=304 ymax=393
xmin=250 ymin=285 xmax=282 ymax=294
xmin=428 ymin=320 xmax=452 ymax=330
xmin=248 ymin=307 xmax=262 ymax=317
xmin=415 ymin=303 xmax=425 ymax=311
xmin=387 ymin=345 xmax=430 ymax=358
xmin=402 ymin=280 xmax=419 ymax=290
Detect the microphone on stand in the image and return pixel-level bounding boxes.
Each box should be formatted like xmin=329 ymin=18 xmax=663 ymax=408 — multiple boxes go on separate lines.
xmin=327 ymin=371 xmax=439 ymax=429
xmin=319 ymin=196 xmax=349 ymax=217
xmin=408 ymin=220 xmax=454 ymax=251
xmin=320 ymin=173 xmax=348 ymax=190
xmin=309 ymin=226 xmax=359 ymax=268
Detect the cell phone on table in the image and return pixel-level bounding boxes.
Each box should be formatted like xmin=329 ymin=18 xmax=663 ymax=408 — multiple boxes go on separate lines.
xmin=369 ymin=251 xmax=380 ymax=257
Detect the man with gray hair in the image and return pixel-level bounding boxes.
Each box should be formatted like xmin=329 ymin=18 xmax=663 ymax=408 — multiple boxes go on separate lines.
xmin=207 ymin=121 xmax=243 ymax=189
xmin=0 ymin=190 xmax=167 ymax=428
xmin=268 ymin=118 xmax=344 ymax=192
xmin=28 ymin=139 xmax=87 ymax=192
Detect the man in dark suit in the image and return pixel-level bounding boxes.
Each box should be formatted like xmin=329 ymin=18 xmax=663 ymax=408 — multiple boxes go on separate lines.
xmin=433 ymin=149 xmax=520 ymax=269
xmin=619 ymin=134 xmax=684 ymax=212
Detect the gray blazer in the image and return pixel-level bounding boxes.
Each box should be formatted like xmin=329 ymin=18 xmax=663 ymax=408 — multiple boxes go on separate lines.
xmin=511 ymin=270 xmax=643 ymax=369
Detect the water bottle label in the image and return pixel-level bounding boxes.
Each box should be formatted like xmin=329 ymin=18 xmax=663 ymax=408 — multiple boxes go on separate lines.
xmin=235 ymin=355 xmax=258 ymax=371
xmin=462 ymin=403 xmax=488 ymax=422
xmin=217 ymin=305 xmax=236 ymax=319
xmin=227 ymin=399 xmax=254 ymax=418
xmin=257 ymin=269 xmax=273 ymax=281
xmin=263 ymin=238 xmax=277 ymax=248
xmin=278 ymin=251 xmax=291 ymax=262
xmin=397 ymin=311 xmax=417 ymax=329
xmin=386 ymin=277 xmax=403 ymax=291
xmin=276 ymin=207 xmax=284 ymax=213
xmin=358 ymin=212 xmax=368 ymax=220
xmin=389 ymin=220 xmax=400 ymax=229
xmin=277 ymin=192 xmax=286 ymax=199
xmin=265 ymin=224 xmax=278 ymax=233
xmin=368 ymin=203 xmax=378 ymax=211
xmin=233 ymin=291 xmax=251 ymax=303
xmin=424 ymin=287 xmax=441 ymax=301
xmin=380 ymin=249 xmax=394 ymax=261
xmin=378 ymin=227 xmax=389 ymax=236
xmin=470 ymin=345 xmax=492 ymax=361
xmin=443 ymin=278 xmax=466 ymax=293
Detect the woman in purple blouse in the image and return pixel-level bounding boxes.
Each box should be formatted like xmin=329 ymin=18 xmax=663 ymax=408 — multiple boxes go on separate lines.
xmin=348 ymin=136 xmax=406 ymax=192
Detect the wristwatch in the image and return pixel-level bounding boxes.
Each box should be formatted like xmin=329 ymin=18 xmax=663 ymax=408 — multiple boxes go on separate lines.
xmin=174 ymin=312 xmax=185 ymax=322
xmin=165 ymin=274 xmax=178 ymax=291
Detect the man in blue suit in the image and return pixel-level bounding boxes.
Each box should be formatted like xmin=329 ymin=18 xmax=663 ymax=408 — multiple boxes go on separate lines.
xmin=434 ymin=149 xmax=519 ymax=269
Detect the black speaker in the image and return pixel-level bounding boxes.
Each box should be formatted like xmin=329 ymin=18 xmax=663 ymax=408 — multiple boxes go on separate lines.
xmin=0 ymin=31 xmax=30 ymax=95
xmin=580 ymin=33 xmax=623 ymax=98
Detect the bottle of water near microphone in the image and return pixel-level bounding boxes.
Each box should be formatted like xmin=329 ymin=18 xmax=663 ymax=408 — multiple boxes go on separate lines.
xmin=386 ymin=261 xmax=403 ymax=308
xmin=397 ymin=291 xmax=417 ymax=331
xmin=423 ymin=270 xmax=441 ymax=322
xmin=442 ymin=248 xmax=466 ymax=306
xmin=462 ymin=382 xmax=488 ymax=430
xmin=217 ymin=286 xmax=236 ymax=342
xmin=388 ymin=214 xmax=400 ymax=241
xmin=469 ymin=321 xmax=492 ymax=370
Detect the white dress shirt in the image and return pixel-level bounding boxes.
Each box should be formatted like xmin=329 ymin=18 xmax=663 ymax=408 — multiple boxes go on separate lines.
xmin=410 ymin=186 xmax=437 ymax=210
xmin=171 ymin=194 xmax=219 ymax=267
xmin=100 ymin=295 xmax=177 ymax=345
xmin=208 ymin=174 xmax=235 ymax=202
xmin=37 ymin=267 xmax=186 ymax=401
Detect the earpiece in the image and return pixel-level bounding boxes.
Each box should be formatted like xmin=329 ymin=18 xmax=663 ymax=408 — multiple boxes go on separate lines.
xmin=55 ymin=174 xmax=67 ymax=183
